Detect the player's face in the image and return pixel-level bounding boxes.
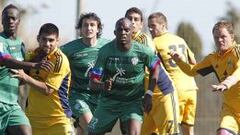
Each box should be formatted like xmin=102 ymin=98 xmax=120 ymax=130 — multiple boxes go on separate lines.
xmin=114 ymin=19 xmax=133 ymax=49
xmin=213 ymin=27 xmax=233 ymax=54
xmin=38 ymin=33 xmax=59 ymax=55
xmin=2 ymin=8 xmax=20 ymax=35
xmin=148 ymin=17 xmax=164 ymax=38
xmin=80 ymin=18 xmax=99 ymax=39
xmin=126 ymin=12 xmax=143 ymax=34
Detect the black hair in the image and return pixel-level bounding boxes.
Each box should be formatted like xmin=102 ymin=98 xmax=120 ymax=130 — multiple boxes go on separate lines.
xmin=38 ymin=23 xmax=59 ymax=37
xmin=2 ymin=4 xmax=20 ymax=17
xmin=125 ymin=7 xmax=143 ymax=22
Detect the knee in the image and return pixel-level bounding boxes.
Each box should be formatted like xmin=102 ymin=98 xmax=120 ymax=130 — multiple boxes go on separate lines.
xmin=217 ymin=128 xmax=234 ymax=135
xmin=20 ymin=126 xmax=32 ymax=135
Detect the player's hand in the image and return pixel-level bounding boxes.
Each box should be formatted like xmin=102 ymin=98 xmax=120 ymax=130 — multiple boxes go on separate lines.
xmin=103 ymin=78 xmax=113 ymax=92
xmin=212 ymin=84 xmax=227 ymax=92
xmin=34 ymin=60 xmax=54 ymax=72
xmin=10 ymin=69 xmax=28 ymax=82
xmin=168 ymin=51 xmax=182 ymax=62
xmin=143 ymin=94 xmax=152 ymax=114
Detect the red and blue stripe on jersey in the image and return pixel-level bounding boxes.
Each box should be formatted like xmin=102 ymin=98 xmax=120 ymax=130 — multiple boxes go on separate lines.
xmin=0 ymin=52 xmax=11 ymax=62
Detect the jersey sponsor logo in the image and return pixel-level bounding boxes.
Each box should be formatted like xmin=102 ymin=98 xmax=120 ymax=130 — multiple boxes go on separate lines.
xmin=73 ymin=52 xmax=88 ymax=58
xmin=84 ymin=60 xmax=95 ymax=77
xmin=131 ymin=57 xmax=139 ymax=65
xmin=112 ymin=67 xmax=126 ymax=81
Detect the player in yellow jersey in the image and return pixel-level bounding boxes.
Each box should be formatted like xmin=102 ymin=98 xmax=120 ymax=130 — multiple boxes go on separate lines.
xmin=169 ymin=20 xmax=240 ymax=135
xmin=12 ymin=23 xmax=73 ymax=135
xmin=148 ymin=12 xmax=198 ymax=135
xmin=125 ymin=7 xmax=155 ymax=51
xmin=124 ymin=9 xmax=180 ymax=135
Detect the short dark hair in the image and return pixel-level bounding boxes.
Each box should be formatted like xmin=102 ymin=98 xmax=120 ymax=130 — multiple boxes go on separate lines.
xmin=125 ymin=7 xmax=143 ymax=22
xmin=38 ymin=23 xmax=59 ymax=37
xmin=76 ymin=12 xmax=103 ymax=38
xmin=115 ymin=17 xmax=132 ymax=30
xmin=2 ymin=4 xmax=20 ymax=16
xmin=148 ymin=12 xmax=168 ymax=28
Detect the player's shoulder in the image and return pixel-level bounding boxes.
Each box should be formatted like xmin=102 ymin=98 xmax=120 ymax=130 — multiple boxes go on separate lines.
xmin=98 ymin=40 xmax=114 ymax=52
xmin=61 ymin=38 xmax=81 ymax=50
xmin=55 ymin=48 xmax=69 ymax=60
xmin=52 ymin=48 xmax=70 ymax=72
xmin=97 ymin=37 xmax=111 ymax=44
xmin=95 ymin=37 xmax=111 ymax=49
xmin=138 ymin=32 xmax=151 ymax=40
xmin=232 ymin=43 xmax=240 ymax=58
xmin=204 ymin=51 xmax=217 ymax=60
xmin=132 ymin=40 xmax=153 ymax=54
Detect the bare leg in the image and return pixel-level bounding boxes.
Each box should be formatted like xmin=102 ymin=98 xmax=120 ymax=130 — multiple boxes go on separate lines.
xmin=6 ymin=125 xmax=32 ymax=135
xmin=18 ymin=84 xmax=29 ymax=111
xmin=128 ymin=119 xmax=142 ymax=135
xmin=76 ymin=112 xmax=93 ymax=135
xmin=181 ymin=123 xmax=194 ymax=135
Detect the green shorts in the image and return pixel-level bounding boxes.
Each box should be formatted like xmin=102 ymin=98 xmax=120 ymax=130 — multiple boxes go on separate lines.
xmin=69 ymin=90 xmax=98 ymax=118
xmin=0 ymin=102 xmax=30 ymax=134
xmin=88 ymin=97 xmax=143 ymax=134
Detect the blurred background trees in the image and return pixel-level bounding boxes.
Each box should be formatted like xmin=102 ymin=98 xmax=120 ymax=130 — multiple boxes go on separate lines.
xmin=176 ymin=22 xmax=203 ymax=61
xmin=220 ymin=2 xmax=240 ymax=43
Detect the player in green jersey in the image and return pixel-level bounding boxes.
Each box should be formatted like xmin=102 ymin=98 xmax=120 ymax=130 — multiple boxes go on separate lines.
xmin=61 ymin=12 xmax=109 ymax=135
xmin=0 ymin=4 xmax=32 ymax=135
xmin=88 ymin=17 xmax=161 ymax=135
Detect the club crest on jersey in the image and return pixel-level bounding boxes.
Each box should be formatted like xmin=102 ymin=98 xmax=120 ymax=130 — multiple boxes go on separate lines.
xmin=131 ymin=57 xmax=138 ymax=65
xmin=0 ymin=42 xmax=3 ymax=52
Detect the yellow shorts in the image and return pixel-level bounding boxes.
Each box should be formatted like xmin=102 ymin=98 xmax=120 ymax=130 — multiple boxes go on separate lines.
xmin=219 ymin=104 xmax=240 ymax=134
xmin=32 ymin=121 xmax=73 ymax=135
xmin=178 ymin=90 xmax=197 ymax=125
xmin=141 ymin=91 xmax=180 ymax=135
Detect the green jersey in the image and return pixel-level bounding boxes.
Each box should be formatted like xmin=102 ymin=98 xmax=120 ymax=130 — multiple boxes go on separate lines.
xmin=90 ymin=40 xmax=159 ymax=101
xmin=0 ymin=32 xmax=25 ymax=104
xmin=61 ymin=38 xmax=109 ymax=94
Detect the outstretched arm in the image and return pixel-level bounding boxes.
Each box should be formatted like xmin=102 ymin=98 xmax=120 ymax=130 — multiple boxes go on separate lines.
xmin=0 ymin=52 xmax=53 ymax=71
xmin=168 ymin=51 xmax=198 ymax=76
xmin=3 ymin=58 xmax=36 ymax=69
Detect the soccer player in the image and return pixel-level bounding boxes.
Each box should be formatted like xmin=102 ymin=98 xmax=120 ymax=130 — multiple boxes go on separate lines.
xmin=124 ymin=7 xmax=158 ymax=135
xmin=0 ymin=4 xmax=32 ymax=135
xmin=61 ymin=12 xmax=109 ymax=135
xmin=88 ymin=17 xmax=160 ymax=135
xmin=125 ymin=7 xmax=155 ymax=50
xmin=169 ymin=20 xmax=240 ymax=135
xmin=147 ymin=12 xmax=198 ymax=135
xmin=12 ymin=23 xmax=73 ymax=135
